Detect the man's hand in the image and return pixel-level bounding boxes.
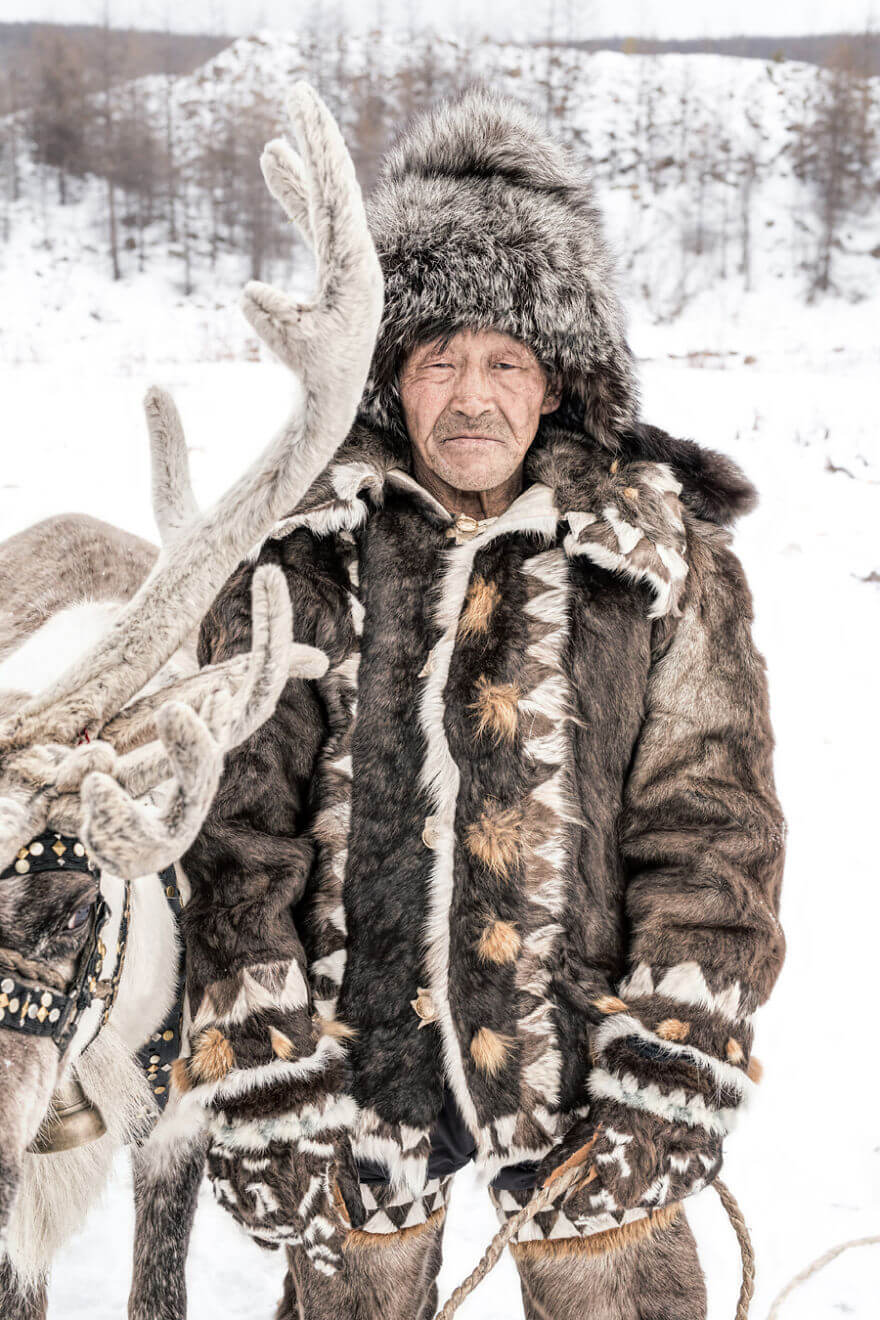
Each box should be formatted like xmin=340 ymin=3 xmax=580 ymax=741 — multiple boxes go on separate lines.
xmin=179 ymin=959 xmax=364 ymax=1275
xmin=536 ymin=1102 xmax=722 ymax=1218
xmin=535 ymin=993 xmax=754 ymax=1224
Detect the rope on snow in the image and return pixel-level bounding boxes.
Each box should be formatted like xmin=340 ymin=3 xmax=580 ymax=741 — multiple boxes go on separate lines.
xmin=766 ymin=1234 xmax=880 ymax=1318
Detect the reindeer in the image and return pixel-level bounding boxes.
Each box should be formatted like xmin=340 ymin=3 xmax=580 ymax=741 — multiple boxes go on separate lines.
xmin=0 ymin=83 xmax=383 ymax=1319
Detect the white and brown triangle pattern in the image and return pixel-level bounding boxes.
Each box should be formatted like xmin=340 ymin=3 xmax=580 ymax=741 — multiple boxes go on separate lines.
xmin=307 ymin=535 xmax=362 ymax=1024
xmin=562 ymin=461 xmax=689 ymax=620
xmin=356 ymin=1174 xmax=452 ymax=1237
xmin=489 ymin=1181 xmax=672 ymax=1248
xmin=476 ymin=546 xmax=577 ymax=1164
xmin=350 ymin=1105 xmax=434 ymax=1200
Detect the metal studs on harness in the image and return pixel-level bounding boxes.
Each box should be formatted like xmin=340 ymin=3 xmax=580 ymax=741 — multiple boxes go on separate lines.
xmin=0 ymin=832 xmax=124 ymax=1153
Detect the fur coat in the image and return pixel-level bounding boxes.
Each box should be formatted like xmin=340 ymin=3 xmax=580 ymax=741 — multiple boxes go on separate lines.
xmin=181 ymin=413 xmax=786 ymax=1194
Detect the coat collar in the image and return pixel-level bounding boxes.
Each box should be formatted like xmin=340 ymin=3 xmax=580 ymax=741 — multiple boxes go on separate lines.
xmin=262 ymin=421 xmax=755 ymax=620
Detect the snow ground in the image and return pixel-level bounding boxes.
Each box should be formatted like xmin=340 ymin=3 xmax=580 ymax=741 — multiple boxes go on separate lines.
xmin=1 ymin=319 xmax=879 ymax=1315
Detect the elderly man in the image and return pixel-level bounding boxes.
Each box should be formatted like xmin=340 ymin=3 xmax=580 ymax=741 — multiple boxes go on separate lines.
xmin=181 ymin=88 xmax=786 ymax=1320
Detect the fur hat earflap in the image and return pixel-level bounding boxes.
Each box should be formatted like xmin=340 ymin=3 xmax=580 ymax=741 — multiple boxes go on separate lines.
xmin=359 ymin=84 xmax=638 ymax=455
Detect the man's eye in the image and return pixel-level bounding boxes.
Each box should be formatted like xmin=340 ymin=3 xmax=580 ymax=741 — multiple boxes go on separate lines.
xmin=67 ymin=906 xmax=92 ymax=931
xmin=494 ymin=362 xmax=517 ymax=370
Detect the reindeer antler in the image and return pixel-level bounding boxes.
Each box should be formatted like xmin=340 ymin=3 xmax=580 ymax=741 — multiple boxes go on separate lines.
xmin=0 ymin=83 xmax=381 ymax=750
xmin=0 ymin=83 xmax=383 ymax=875
xmin=146 ymin=386 xmax=198 ymax=546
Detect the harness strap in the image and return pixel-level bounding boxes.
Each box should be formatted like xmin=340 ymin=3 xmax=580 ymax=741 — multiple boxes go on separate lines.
xmin=136 ymin=864 xmax=185 ymax=1109
xmin=0 ymin=832 xmax=113 ymax=1053
xmin=1 ymin=838 xmax=185 ymax=1112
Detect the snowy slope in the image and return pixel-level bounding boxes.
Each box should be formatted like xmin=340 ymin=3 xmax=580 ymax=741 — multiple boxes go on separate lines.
xmin=1 ymin=37 xmax=879 ymax=371
xmin=0 ymin=338 xmax=876 ymax=1316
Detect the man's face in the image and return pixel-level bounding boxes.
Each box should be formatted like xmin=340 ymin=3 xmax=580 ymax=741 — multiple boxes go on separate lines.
xmin=398 ymin=328 xmax=561 ymax=493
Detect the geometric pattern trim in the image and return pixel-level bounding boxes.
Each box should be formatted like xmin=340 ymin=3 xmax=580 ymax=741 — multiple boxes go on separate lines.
xmin=350 ymin=1175 xmax=452 ymax=1240
xmin=489 ymin=1182 xmax=681 ymax=1252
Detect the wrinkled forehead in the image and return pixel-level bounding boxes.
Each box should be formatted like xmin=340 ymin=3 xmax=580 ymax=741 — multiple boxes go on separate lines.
xmin=402 ymin=324 xmax=544 ymax=371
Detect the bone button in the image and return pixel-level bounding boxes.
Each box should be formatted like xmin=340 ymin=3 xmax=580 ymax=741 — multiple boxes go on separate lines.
xmin=410 ymin=987 xmax=437 ymax=1027
xmin=422 ymin=815 xmax=441 ymax=849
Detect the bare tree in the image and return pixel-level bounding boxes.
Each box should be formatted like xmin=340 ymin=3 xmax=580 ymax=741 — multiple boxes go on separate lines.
xmin=27 ymin=28 xmax=93 ymax=205
xmin=794 ymin=33 xmax=878 ymax=294
xmin=737 ymin=119 xmax=760 ymax=292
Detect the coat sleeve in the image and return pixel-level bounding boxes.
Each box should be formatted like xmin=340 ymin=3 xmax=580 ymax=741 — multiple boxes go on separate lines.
xmin=179 ymin=546 xmax=342 ymax=1113
xmin=595 ymin=516 xmax=787 ymax=1134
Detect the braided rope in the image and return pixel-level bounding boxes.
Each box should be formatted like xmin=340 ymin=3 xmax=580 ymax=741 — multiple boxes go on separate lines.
xmin=766 ymin=1234 xmax=880 ymax=1318
xmin=434 ymin=1159 xmax=592 ymax=1320
xmin=433 ymin=1169 xmax=756 ymax=1320
xmin=714 ymin=1179 xmax=755 ymax=1320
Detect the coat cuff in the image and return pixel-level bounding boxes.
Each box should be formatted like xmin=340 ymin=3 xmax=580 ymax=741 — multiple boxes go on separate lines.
xmin=590 ymin=961 xmax=761 ymax=1135
xmin=178 ymin=956 xmax=355 ymax=1127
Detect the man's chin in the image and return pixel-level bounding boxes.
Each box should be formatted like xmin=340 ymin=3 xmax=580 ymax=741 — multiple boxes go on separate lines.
xmin=430 ymin=449 xmax=517 ymax=493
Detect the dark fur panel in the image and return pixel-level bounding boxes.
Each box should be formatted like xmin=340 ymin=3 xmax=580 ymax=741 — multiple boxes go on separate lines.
xmin=198 ymin=530 xmax=358 ymax=668
xmin=181 ymin=678 xmax=322 ymax=1008
xmin=618 ymin=513 xmax=787 ymax=1015
xmin=442 ymin=538 xmax=535 ymax=1125
xmin=336 ymin=498 xmax=448 ymax=1131
xmin=296 ymin=533 xmax=363 ymax=1020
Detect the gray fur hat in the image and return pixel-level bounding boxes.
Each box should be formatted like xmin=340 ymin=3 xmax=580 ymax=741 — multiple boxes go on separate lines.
xmin=358 ymin=85 xmax=638 ymax=455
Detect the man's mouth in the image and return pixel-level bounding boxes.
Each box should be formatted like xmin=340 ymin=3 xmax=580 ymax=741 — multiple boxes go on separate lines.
xmin=442 ymin=434 xmax=502 ymax=443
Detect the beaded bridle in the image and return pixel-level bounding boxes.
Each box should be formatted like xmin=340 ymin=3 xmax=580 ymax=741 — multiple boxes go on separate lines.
xmin=0 ymin=832 xmax=183 ymax=1102
xmin=0 ymin=832 xmax=123 ymax=1055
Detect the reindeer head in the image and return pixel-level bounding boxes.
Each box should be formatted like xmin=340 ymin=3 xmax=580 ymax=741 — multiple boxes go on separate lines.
xmin=0 ymin=81 xmax=383 ymax=1254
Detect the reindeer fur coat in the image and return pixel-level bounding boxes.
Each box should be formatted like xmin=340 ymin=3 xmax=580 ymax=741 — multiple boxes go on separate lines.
xmin=181 ymin=90 xmax=786 ymax=1198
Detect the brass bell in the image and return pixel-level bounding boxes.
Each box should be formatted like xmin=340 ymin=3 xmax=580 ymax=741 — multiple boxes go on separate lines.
xmin=28 ymin=1075 xmax=107 ymax=1155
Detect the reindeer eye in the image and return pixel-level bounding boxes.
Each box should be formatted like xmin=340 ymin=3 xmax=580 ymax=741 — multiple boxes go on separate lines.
xmin=67 ymin=906 xmax=92 ymax=931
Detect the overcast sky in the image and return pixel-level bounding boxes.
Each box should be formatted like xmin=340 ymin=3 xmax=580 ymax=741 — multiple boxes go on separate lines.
xmin=5 ymin=0 xmax=878 ymax=39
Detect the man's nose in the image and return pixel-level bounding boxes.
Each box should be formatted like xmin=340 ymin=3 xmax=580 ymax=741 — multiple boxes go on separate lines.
xmin=449 ymin=364 xmax=494 ymax=417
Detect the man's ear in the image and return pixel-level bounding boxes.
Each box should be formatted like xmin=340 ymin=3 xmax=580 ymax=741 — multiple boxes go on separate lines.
xmin=541 ymin=372 xmax=563 ymax=415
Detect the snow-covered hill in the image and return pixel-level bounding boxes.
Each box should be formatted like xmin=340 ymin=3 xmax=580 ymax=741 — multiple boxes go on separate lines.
xmin=1 ymin=33 xmax=878 ymax=372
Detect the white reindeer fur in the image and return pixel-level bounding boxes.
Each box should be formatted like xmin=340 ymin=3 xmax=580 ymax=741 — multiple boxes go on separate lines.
xmin=7 ymin=1028 xmax=155 ymax=1283
xmin=0 ymin=602 xmax=122 ymax=696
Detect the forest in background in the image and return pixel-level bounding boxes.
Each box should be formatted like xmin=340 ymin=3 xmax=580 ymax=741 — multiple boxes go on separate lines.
xmin=1 ymin=12 xmax=877 ymax=308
